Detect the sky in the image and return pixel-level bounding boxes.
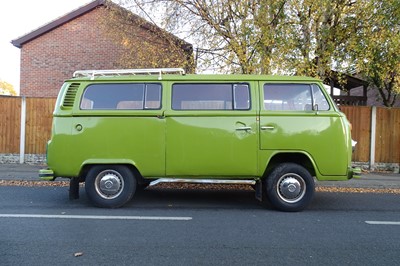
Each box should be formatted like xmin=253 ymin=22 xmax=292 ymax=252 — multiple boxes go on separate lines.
xmin=0 ymin=0 xmax=93 ymax=94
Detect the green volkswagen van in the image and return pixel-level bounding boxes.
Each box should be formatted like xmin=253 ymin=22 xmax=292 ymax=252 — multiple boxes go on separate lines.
xmin=40 ymin=68 xmax=359 ymax=211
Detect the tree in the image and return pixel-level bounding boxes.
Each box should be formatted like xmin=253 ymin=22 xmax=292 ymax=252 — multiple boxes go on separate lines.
xmin=113 ymin=0 xmax=399 ymax=106
xmin=348 ymin=0 xmax=400 ymax=107
xmin=121 ymin=0 xmax=362 ymax=78
xmin=99 ymin=1 xmax=194 ymax=72
xmin=0 ymin=80 xmax=17 ymax=96
xmin=282 ymin=0 xmax=363 ymax=79
xmin=117 ymin=0 xmax=287 ymax=74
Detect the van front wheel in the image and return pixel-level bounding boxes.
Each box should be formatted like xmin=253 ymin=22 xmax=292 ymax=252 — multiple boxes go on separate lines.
xmin=85 ymin=165 xmax=136 ymax=208
xmin=265 ymin=163 xmax=314 ymax=212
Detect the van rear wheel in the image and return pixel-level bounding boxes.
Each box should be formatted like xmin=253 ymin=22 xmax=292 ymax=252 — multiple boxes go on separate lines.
xmin=85 ymin=165 xmax=136 ymax=208
xmin=265 ymin=163 xmax=314 ymax=212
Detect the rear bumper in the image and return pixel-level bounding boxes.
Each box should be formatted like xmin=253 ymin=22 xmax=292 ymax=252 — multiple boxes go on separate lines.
xmin=39 ymin=169 xmax=55 ymax=181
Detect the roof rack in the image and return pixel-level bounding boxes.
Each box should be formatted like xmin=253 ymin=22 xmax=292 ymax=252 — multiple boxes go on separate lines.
xmin=73 ymin=68 xmax=186 ymax=80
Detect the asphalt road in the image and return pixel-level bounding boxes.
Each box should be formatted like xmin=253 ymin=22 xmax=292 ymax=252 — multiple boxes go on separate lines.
xmin=0 ymin=186 xmax=399 ymax=266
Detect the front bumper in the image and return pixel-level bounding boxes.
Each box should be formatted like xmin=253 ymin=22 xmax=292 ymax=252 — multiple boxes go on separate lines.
xmin=352 ymin=139 xmax=357 ymax=152
xmin=348 ymin=166 xmax=362 ymax=179
xmin=39 ymin=169 xmax=55 ymax=181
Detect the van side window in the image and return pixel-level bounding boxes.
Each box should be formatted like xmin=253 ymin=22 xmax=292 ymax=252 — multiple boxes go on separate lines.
xmin=80 ymin=83 xmax=161 ymax=110
xmin=264 ymin=84 xmax=312 ymax=111
xmin=172 ymin=83 xmax=250 ymax=110
xmin=312 ymin=84 xmax=330 ymax=111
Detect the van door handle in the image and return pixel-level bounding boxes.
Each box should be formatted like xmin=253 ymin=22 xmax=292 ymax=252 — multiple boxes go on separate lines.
xmin=261 ymin=126 xmax=275 ymax=130
xmin=236 ymin=126 xmax=252 ymax=131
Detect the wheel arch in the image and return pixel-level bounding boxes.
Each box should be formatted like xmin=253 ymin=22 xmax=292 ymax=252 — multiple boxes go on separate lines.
xmin=262 ymin=152 xmax=317 ymax=179
xmin=78 ymin=160 xmax=145 ymax=184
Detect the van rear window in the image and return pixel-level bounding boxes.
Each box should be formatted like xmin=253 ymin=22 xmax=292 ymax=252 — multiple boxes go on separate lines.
xmin=172 ymin=83 xmax=250 ymax=110
xmin=80 ymin=83 xmax=162 ymax=110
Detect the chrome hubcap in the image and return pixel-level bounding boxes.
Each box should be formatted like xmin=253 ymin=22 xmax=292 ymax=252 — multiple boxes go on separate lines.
xmin=277 ymin=174 xmax=306 ymax=203
xmin=95 ymin=170 xmax=124 ymax=199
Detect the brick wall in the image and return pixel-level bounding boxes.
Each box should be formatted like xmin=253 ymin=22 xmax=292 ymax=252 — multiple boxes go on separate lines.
xmin=19 ymin=7 xmax=191 ymax=97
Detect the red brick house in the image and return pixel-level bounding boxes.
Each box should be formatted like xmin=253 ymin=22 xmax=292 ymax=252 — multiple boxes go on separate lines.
xmin=11 ymin=0 xmax=193 ymax=97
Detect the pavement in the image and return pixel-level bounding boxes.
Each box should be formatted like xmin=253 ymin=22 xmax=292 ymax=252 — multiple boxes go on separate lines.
xmin=0 ymin=163 xmax=399 ymax=189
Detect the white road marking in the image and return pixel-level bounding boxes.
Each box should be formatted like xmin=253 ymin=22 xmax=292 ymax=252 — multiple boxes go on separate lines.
xmin=365 ymin=221 xmax=400 ymax=225
xmin=0 ymin=214 xmax=192 ymax=221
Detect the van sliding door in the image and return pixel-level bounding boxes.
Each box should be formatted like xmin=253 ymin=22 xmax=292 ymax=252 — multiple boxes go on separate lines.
xmin=165 ymin=82 xmax=258 ymax=177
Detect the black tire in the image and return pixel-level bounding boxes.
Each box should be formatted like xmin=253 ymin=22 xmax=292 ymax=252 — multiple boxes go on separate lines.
xmin=265 ymin=163 xmax=314 ymax=212
xmin=85 ymin=165 xmax=136 ymax=208
xmin=137 ymin=180 xmax=151 ymax=190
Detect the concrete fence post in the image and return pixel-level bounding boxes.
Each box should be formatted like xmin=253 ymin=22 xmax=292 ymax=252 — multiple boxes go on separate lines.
xmin=369 ymin=106 xmax=377 ymax=170
xmin=19 ymin=96 xmax=26 ymax=164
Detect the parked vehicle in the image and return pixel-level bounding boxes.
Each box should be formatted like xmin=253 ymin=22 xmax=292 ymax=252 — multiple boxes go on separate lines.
xmin=40 ymin=68 xmax=359 ymax=211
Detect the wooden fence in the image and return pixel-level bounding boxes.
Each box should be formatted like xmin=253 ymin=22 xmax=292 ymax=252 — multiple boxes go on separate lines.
xmin=341 ymin=106 xmax=400 ymax=164
xmin=0 ymin=96 xmax=399 ymax=166
xmin=0 ymin=96 xmax=56 ymax=156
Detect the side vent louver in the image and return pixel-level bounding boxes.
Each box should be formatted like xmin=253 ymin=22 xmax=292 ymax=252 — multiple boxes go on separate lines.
xmin=62 ymin=83 xmax=80 ymax=108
